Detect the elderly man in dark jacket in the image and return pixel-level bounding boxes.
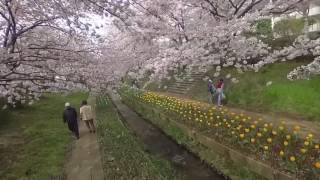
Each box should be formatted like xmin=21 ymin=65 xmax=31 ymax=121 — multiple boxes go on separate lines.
xmin=63 ymin=102 xmax=80 ymax=139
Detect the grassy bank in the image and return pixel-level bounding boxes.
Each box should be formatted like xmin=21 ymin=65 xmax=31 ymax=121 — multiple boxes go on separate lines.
xmin=0 ymin=92 xmax=87 ymax=180
xmin=145 ymin=62 xmax=320 ymax=122
xmin=192 ymin=62 xmax=320 ymax=121
xmin=96 ymin=95 xmax=180 ymax=180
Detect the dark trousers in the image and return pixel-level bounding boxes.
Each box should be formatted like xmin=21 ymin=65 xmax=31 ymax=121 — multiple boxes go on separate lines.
xmin=67 ymin=120 xmax=79 ymax=138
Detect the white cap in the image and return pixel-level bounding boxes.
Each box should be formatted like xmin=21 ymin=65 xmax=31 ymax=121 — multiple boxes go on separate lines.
xmin=65 ymin=102 xmax=70 ymax=107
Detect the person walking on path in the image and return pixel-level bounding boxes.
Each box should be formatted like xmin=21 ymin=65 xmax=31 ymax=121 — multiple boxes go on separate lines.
xmin=80 ymin=100 xmax=96 ymax=133
xmin=208 ymin=79 xmax=216 ymax=104
xmin=63 ymin=102 xmax=80 ymax=139
xmin=215 ymin=79 xmax=225 ymax=106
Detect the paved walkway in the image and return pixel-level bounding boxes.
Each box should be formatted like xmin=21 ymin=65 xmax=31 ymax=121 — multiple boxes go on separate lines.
xmin=65 ymin=121 xmax=104 ymax=180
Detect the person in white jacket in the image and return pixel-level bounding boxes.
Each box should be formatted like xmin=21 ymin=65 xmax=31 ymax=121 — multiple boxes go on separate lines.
xmin=80 ymin=100 xmax=96 ymax=133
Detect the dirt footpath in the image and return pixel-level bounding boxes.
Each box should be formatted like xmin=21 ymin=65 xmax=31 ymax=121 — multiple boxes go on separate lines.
xmin=65 ymin=121 xmax=104 ymax=180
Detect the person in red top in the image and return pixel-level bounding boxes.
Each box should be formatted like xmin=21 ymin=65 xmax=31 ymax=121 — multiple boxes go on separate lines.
xmin=215 ymin=79 xmax=224 ymax=106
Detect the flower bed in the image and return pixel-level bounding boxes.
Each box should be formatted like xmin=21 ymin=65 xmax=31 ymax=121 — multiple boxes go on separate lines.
xmin=119 ymin=86 xmax=320 ymax=179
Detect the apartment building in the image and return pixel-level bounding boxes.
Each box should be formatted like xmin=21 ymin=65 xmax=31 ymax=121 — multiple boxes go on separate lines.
xmin=308 ymin=0 xmax=320 ymax=32
xmin=272 ymin=0 xmax=320 ymax=34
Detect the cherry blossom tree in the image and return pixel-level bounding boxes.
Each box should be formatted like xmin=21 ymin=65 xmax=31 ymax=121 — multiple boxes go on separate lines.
xmin=1 ymin=0 xmax=318 ymax=105
xmin=0 ymin=0 xmax=102 ymax=105
xmin=101 ymin=0 xmax=319 ymax=83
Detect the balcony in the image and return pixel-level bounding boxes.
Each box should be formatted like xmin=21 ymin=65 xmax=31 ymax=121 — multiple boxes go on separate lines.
xmin=309 ymin=23 xmax=320 ymax=32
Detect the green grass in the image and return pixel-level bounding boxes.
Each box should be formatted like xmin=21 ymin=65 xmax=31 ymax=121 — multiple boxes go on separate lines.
xmin=0 ymin=92 xmax=88 ymax=180
xmin=169 ymin=62 xmax=320 ymax=122
xmin=96 ymin=95 xmax=180 ymax=180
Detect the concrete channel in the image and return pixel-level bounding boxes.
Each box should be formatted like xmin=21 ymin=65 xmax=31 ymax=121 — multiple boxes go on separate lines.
xmin=108 ymin=92 xmax=227 ymax=180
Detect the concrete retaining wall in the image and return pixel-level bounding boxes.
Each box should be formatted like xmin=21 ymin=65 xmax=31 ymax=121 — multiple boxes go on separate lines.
xmin=125 ymin=99 xmax=297 ymax=180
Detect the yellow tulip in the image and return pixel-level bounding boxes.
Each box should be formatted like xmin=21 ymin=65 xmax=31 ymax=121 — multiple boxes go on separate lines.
xmin=284 ymin=141 xmax=289 ymax=146
xmin=272 ymin=131 xmax=277 ymax=135
xmin=286 ymin=135 xmax=291 ymax=140
xmin=315 ymin=162 xmax=320 ymax=169
xmin=294 ymin=125 xmax=300 ymax=131
xmin=245 ymin=128 xmax=250 ymax=133
xmin=290 ymin=156 xmax=296 ymax=162
xmin=250 ymin=138 xmax=255 ymax=143
xmin=278 ymin=126 xmax=284 ymax=131
xmin=267 ymin=138 xmax=272 ymax=143
xmin=257 ymin=133 xmax=262 ymax=137
xmin=300 ymin=148 xmax=307 ymax=154
xmin=240 ymin=134 xmax=245 ymax=139
xmin=250 ymin=124 xmax=256 ymax=129
xmin=279 ymin=150 xmax=284 ymax=156
xmin=304 ymin=141 xmax=310 ymax=146
xmin=264 ymin=146 xmax=269 ymax=151
xmin=306 ymin=136 xmax=311 ymax=141
xmin=315 ymin=144 xmax=319 ymax=149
